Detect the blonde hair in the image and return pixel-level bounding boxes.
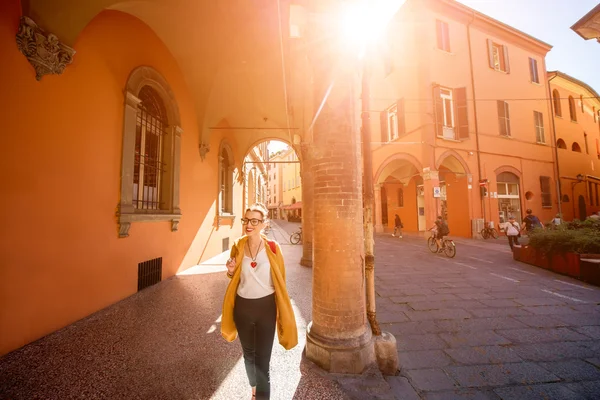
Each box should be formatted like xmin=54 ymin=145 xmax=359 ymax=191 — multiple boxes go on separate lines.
xmin=246 ymin=202 xmax=269 ymax=220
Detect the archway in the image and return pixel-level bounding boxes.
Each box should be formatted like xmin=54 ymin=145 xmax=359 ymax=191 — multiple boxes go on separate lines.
xmin=497 ymin=172 xmax=522 ymax=225
xmin=374 ymin=154 xmax=423 ymax=233
xmin=437 ymin=154 xmax=470 ymax=238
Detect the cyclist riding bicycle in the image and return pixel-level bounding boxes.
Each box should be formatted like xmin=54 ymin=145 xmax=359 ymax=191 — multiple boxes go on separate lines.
xmin=431 ymin=216 xmax=450 ymax=252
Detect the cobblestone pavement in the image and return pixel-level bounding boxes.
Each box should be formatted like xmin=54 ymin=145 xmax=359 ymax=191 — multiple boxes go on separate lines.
xmin=1 ymin=227 xmax=599 ymax=400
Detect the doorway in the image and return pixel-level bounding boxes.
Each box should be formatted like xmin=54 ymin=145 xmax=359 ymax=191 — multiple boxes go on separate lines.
xmin=579 ymin=195 xmax=587 ymax=221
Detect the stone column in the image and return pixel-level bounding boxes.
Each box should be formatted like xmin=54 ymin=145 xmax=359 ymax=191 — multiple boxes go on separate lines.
xmin=305 ymin=17 xmax=374 ymax=373
xmin=300 ymin=144 xmax=314 ymax=267
xmin=423 ymin=168 xmax=441 ymax=228
xmin=374 ymin=184 xmax=384 ymax=233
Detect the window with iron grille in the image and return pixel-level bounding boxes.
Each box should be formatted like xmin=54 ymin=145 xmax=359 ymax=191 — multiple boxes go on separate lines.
xmin=117 ymin=67 xmax=182 ymax=239
xmin=134 ymin=86 xmax=168 ymax=210
xmin=540 ymin=176 xmax=552 ymax=208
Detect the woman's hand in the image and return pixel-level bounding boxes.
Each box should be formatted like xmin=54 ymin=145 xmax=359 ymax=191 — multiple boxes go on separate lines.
xmin=226 ymin=257 xmax=236 ymax=275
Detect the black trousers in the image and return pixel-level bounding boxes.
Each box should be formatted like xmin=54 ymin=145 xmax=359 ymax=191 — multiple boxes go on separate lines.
xmin=234 ymin=293 xmax=277 ymax=399
xmin=507 ymin=235 xmax=520 ymax=249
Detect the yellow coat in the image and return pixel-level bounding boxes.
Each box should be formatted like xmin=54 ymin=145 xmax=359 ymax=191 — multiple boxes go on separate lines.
xmin=221 ymin=235 xmax=298 ymax=350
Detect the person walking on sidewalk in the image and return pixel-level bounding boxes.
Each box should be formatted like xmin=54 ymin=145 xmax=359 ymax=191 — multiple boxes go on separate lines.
xmin=392 ymin=214 xmax=403 ymax=238
xmin=506 ymin=215 xmax=521 ymax=250
xmin=221 ymin=202 xmax=298 ymax=400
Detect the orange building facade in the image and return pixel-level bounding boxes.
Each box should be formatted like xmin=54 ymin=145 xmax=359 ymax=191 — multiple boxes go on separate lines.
xmin=0 ymin=0 xmax=294 ymax=356
xmin=549 ymin=71 xmax=600 ymax=221
xmin=370 ymin=0 xmax=559 ymax=237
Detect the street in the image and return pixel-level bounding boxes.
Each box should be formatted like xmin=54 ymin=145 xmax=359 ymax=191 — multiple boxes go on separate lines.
xmin=1 ymin=223 xmax=599 ymax=399
xmin=375 ymin=233 xmax=600 ymax=399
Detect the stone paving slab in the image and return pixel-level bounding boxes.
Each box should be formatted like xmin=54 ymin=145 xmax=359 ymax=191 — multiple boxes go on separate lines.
xmin=443 ymin=345 xmax=522 ymax=365
xmin=493 ymin=383 xmax=581 ymax=400
xmin=444 ymin=362 xmax=560 ymax=387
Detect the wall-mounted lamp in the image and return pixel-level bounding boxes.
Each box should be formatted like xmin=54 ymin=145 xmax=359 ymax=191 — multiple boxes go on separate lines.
xmin=576 ymin=173 xmax=584 ymax=182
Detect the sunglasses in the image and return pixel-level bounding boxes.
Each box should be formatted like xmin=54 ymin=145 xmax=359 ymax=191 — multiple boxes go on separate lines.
xmin=241 ymin=218 xmax=264 ymax=226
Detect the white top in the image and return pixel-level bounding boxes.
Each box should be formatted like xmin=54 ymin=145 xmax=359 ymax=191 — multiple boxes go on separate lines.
xmin=236 ymin=246 xmax=275 ymax=299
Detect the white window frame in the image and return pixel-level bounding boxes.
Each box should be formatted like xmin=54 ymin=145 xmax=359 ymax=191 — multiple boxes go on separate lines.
xmin=387 ymin=104 xmax=398 ymax=141
xmin=439 ymin=88 xmax=455 ymax=140
xmin=117 ymin=66 xmax=182 ymax=238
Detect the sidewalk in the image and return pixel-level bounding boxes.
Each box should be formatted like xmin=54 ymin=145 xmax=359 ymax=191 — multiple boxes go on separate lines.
xmin=0 ymin=244 xmax=351 ymax=400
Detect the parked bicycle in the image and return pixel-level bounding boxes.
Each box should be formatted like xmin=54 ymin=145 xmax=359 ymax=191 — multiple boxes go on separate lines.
xmin=427 ymin=229 xmax=456 ymax=258
xmin=480 ymin=222 xmax=499 ymax=240
xmin=290 ymin=227 xmax=302 ymax=245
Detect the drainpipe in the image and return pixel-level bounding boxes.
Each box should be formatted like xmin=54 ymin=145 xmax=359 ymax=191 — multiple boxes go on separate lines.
xmin=361 ymin=56 xmax=381 ymax=336
xmin=548 ymin=74 xmax=563 ymax=218
xmin=466 ymin=12 xmax=485 ymax=227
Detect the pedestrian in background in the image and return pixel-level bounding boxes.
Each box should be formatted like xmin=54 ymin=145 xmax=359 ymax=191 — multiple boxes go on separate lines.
xmin=522 ymin=209 xmax=544 ymax=233
xmin=392 ymin=214 xmax=403 ymax=238
xmin=221 ymin=202 xmax=298 ymax=400
xmin=506 ymin=215 xmax=521 ymax=250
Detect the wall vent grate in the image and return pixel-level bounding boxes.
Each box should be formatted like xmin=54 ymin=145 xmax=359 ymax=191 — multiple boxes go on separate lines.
xmin=138 ymin=257 xmax=162 ymax=291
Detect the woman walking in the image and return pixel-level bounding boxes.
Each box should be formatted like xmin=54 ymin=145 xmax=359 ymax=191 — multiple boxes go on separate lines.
xmin=221 ymin=203 xmax=298 ymax=399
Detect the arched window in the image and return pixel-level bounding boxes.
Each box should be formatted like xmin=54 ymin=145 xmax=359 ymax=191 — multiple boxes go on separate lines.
xmin=552 ymin=89 xmax=562 ymax=117
xmin=220 ymin=144 xmax=234 ymax=214
xmin=572 ymin=142 xmax=582 ymax=152
xmin=118 ymin=67 xmax=182 ymax=238
xmin=569 ymin=96 xmax=577 ymax=122
xmin=556 ymin=139 xmax=567 ymax=149
xmin=562 ymin=194 xmax=570 ymax=203
xmin=398 ymin=187 xmax=404 ymax=207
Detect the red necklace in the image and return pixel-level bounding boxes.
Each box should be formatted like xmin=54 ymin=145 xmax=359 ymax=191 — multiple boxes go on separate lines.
xmin=247 ymin=241 xmax=262 ymax=268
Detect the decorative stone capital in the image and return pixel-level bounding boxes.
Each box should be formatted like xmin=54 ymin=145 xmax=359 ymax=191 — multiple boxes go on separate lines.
xmin=199 ymin=142 xmax=210 ymax=161
xmin=422 ymin=168 xmax=439 ymax=181
xmin=16 ymin=16 xmax=75 ymax=81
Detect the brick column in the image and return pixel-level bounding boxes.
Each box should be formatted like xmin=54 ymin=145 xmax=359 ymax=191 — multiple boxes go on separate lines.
xmin=423 ymin=168 xmax=441 ymax=228
xmin=300 ymin=144 xmax=313 ymax=267
xmin=374 ymin=184 xmax=384 ymax=233
xmin=304 ymin=44 xmax=374 ymax=374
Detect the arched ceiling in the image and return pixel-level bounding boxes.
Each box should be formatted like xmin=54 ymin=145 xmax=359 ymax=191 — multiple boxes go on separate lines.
xmin=377 ymin=159 xmax=420 ymax=185
xmin=438 ymin=155 xmax=468 ymax=175
xmin=23 ymin=0 xmax=294 ymax=147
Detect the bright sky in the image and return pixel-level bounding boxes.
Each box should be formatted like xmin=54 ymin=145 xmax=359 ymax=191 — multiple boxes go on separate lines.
xmin=267 ymin=140 xmax=289 ymax=155
xmin=457 ymin=0 xmax=600 ymax=93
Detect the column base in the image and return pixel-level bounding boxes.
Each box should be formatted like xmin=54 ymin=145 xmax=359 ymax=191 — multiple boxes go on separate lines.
xmin=305 ymin=321 xmax=375 ymax=374
xmin=300 ymin=257 xmax=313 ymax=267
xmin=374 ymin=224 xmax=384 ymax=233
